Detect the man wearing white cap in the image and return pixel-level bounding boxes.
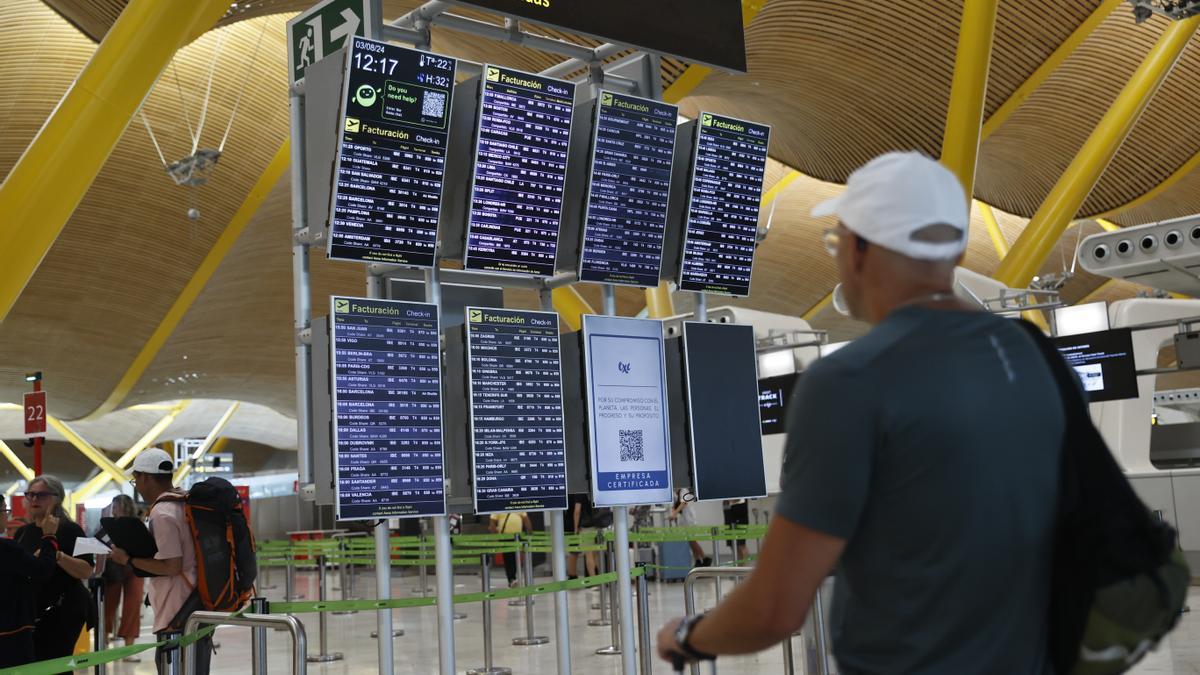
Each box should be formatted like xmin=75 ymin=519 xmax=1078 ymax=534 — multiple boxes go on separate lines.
xmin=658 ymin=152 xmax=1062 ymax=673
xmin=109 ymin=448 xmax=212 ymax=675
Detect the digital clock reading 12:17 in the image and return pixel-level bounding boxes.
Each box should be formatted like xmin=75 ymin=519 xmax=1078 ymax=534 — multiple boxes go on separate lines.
xmin=353 ymin=51 xmax=454 ymax=76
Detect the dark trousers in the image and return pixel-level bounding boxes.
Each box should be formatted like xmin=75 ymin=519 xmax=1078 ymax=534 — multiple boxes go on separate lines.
xmin=156 ymin=631 xmax=212 ymax=675
xmin=0 ymin=630 xmax=36 ymax=668
xmin=33 ymin=602 xmax=87 ymax=673
xmin=502 ymin=551 xmax=518 ymax=584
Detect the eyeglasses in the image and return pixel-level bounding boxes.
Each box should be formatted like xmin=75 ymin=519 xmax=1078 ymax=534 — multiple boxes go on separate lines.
xmin=24 ymin=490 xmax=54 ymax=501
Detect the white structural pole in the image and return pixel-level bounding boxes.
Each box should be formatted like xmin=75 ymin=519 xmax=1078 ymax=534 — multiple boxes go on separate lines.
xmin=541 ymin=288 xmax=572 ymax=675
xmin=290 ymin=86 xmax=313 ymax=488
xmin=366 ymin=272 xmax=396 ymax=675
xmin=426 ymin=263 xmax=457 ymax=675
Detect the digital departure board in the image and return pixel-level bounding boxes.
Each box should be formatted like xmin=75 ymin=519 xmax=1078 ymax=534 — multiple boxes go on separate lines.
xmin=678 ymin=112 xmax=771 ymax=296
xmin=579 ymin=91 xmax=679 ymax=287
xmin=330 ymin=296 xmax=445 ymax=520
xmin=464 ymin=65 xmax=576 ymax=277
xmin=327 ymin=37 xmax=457 ymax=267
xmin=466 ymin=307 xmax=568 ymax=513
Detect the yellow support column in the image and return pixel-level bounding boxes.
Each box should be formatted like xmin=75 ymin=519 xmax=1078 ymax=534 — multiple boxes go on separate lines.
xmin=0 ymin=0 xmax=231 ymax=322
xmin=995 ymin=16 xmax=1200 ymax=289
xmin=940 ymin=0 xmax=1000 ymax=195
xmin=47 ymin=416 xmax=129 ymax=486
xmin=174 ymin=402 xmax=238 ymax=485
xmin=552 ymin=287 xmax=596 ymax=332
xmin=72 ymin=401 xmax=190 ymax=503
xmin=644 ymin=283 xmax=676 ymax=319
xmin=0 ymin=440 xmax=35 ymax=482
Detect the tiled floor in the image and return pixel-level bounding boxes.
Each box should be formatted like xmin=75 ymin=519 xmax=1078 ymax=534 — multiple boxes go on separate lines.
xmin=93 ymin=568 xmax=1200 ymax=674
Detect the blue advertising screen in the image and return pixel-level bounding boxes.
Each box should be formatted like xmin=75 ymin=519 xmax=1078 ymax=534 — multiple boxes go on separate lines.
xmin=578 ymin=91 xmax=679 ymax=287
xmin=466 ymin=307 xmax=568 ymax=514
xmin=464 ymin=65 xmax=576 ymax=277
xmin=330 ymin=296 xmax=445 ymax=519
xmin=678 ymin=112 xmax=771 ymax=296
xmin=327 ymin=38 xmax=457 ymax=267
xmin=582 ymin=315 xmax=673 ymax=506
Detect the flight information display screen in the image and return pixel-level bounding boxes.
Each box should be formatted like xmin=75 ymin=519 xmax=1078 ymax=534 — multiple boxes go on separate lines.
xmin=1052 ymin=328 xmax=1139 ymax=403
xmin=578 ymin=91 xmax=679 ymax=287
xmin=758 ymin=372 xmax=798 ymax=436
xmin=678 ymin=112 xmax=771 ymax=296
xmin=466 ymin=307 xmax=568 ymax=514
xmin=330 ymin=296 xmax=445 ymax=520
xmin=327 ymin=38 xmax=457 ymax=267
xmin=464 ymin=65 xmax=576 ymax=277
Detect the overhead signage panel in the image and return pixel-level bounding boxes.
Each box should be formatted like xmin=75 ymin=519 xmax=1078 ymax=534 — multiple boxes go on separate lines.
xmin=466 ymin=307 xmax=568 ymax=514
xmin=287 ymin=0 xmax=372 ymax=84
xmin=464 ymin=65 xmax=577 ymax=277
xmin=579 ymin=91 xmax=679 ymax=288
xmin=327 ymin=37 xmax=458 ymax=267
xmin=453 ymin=0 xmax=748 ymax=73
xmin=330 ymin=296 xmax=446 ymax=519
xmin=678 ymin=112 xmax=771 ymax=297
xmin=582 ymin=315 xmax=673 ymax=507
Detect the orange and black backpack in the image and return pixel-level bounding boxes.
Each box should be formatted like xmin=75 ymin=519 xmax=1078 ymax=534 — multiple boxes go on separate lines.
xmin=164 ymin=476 xmax=258 ymax=628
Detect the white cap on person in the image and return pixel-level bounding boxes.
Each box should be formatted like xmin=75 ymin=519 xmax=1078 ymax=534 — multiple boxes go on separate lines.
xmin=131 ymin=448 xmax=174 ymax=475
xmin=811 ymin=151 xmax=969 ymax=261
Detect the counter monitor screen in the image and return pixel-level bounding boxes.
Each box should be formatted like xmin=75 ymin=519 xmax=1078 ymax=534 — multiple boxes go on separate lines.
xmin=678 ymin=112 xmax=770 ymax=296
xmin=327 ymin=38 xmax=457 ymax=267
xmin=464 ymin=65 xmax=576 ymax=277
xmin=466 ymin=307 xmax=568 ymax=513
xmin=758 ymin=372 xmax=798 ymax=436
xmin=578 ymin=91 xmax=679 ymax=287
xmin=330 ymin=296 xmax=446 ymax=519
xmin=1051 ymin=328 xmax=1139 ymax=403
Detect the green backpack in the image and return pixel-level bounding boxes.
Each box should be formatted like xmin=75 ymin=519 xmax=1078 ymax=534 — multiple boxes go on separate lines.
xmin=1021 ymin=321 xmax=1190 ymax=674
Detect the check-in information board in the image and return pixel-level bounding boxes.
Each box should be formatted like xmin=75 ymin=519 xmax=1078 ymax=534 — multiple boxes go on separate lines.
xmin=679 ymin=112 xmax=771 ymax=296
xmin=464 ymin=65 xmax=576 ymax=277
xmin=327 ymin=38 xmax=457 ymax=267
xmin=582 ymin=315 xmax=673 ymax=506
xmin=466 ymin=307 xmax=568 ymax=513
xmin=579 ymin=91 xmax=679 ymax=287
xmin=330 ymin=296 xmax=445 ymax=519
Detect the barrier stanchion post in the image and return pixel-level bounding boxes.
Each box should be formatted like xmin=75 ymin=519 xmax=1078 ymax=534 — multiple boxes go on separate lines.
xmin=508 ymin=536 xmax=526 ymax=607
xmin=306 ymin=554 xmax=344 ymax=663
xmin=636 ymin=567 xmax=652 ymax=675
xmin=251 ymin=597 xmax=269 ymax=675
xmin=333 ymin=545 xmax=358 ymax=615
xmin=90 ymin=576 xmax=106 ymax=675
xmin=782 ymin=634 xmax=795 ymax=675
xmin=466 ymin=554 xmax=512 ymax=675
xmin=589 ymin=543 xmax=611 ymax=627
xmin=285 ymin=552 xmax=295 ymax=602
xmin=711 ymin=527 xmax=723 ymax=603
xmin=161 ymin=630 xmax=183 ymax=675
xmin=612 ymin=508 xmax=637 ymax=674
xmin=513 ymin=542 xmax=549 ymax=646
xmin=813 ymin=582 xmax=831 ymax=675
xmin=596 ymin=549 xmax=621 ymax=656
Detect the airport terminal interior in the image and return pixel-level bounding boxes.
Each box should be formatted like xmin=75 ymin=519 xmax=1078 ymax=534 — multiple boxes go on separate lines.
xmin=4 ymin=0 xmax=1200 ymax=673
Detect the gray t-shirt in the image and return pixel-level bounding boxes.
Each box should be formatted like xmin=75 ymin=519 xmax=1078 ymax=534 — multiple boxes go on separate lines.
xmin=777 ymin=306 xmax=1062 ymax=674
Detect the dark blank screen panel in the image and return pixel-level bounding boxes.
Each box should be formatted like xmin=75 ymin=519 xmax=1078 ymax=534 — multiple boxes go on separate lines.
xmin=464 ymin=65 xmax=576 ymax=277
xmin=327 ymin=38 xmax=457 ymax=267
xmin=758 ymin=372 xmax=797 ymax=436
xmin=1051 ymin=328 xmax=1139 ymax=403
xmin=682 ymin=322 xmax=766 ymax=501
xmin=578 ymin=91 xmax=679 ymax=287
xmin=678 ymin=113 xmax=770 ymax=296
xmin=330 ymin=296 xmax=445 ymax=519
xmin=466 ymin=307 xmax=568 ymax=514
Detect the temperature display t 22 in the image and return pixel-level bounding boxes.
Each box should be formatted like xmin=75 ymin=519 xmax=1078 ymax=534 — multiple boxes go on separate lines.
xmin=327 ymin=37 xmax=457 ymax=267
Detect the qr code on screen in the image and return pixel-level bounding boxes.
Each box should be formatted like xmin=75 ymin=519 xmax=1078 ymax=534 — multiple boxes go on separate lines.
xmin=619 ymin=429 xmax=644 ymax=462
xmin=422 ymin=90 xmax=447 ymax=119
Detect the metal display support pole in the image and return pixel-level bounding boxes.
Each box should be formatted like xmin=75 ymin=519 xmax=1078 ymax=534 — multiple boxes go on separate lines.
xmin=541 ymin=286 xmax=572 ymax=675
xmin=307 ymin=554 xmax=343 ymax=662
xmin=427 ymin=256 xmax=457 ymax=675
xmin=290 ymin=84 xmax=313 ymax=489
xmin=251 ymin=597 xmax=269 ymax=675
xmin=513 ymin=546 xmax=549 ymax=645
xmin=612 ymin=510 xmax=636 ymax=673
xmin=466 ymin=555 xmax=511 ymax=675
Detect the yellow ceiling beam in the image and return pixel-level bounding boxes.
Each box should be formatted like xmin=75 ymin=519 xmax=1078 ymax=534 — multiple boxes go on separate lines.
xmin=46 ymin=416 xmax=129 ymax=486
xmin=801 ymin=292 xmax=835 ymax=322
xmin=0 ymin=0 xmax=231 ymax=323
xmin=1096 ymin=218 xmax=1122 ymax=232
xmin=662 ymin=0 xmax=767 ymax=105
xmin=552 ymin=287 xmax=596 ymax=331
xmin=174 ymin=402 xmax=238 ymax=484
xmin=0 ymin=440 xmax=35 ymax=482
xmin=644 ymin=283 xmax=676 ymax=319
xmin=1095 ymin=148 xmax=1200 ymax=220
xmin=940 ymin=0 xmax=999 ymax=196
xmin=71 ymin=400 xmax=190 ymax=504
xmin=79 ymin=140 xmax=292 ymax=421
xmin=979 ymin=201 xmax=1010 ymax=258
xmin=994 ymin=15 xmax=1200 ymax=290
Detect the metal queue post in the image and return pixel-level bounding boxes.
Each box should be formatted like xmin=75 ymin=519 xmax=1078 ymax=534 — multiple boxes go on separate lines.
xmin=512 ymin=540 xmax=550 ymax=646
xmin=467 ymin=554 xmax=511 ymax=675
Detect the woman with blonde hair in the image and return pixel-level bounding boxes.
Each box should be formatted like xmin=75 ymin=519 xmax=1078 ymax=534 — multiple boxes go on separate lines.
xmin=101 ymin=494 xmax=144 ymax=659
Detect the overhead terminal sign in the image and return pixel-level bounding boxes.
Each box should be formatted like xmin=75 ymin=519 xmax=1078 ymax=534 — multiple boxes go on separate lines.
xmin=464 ymin=65 xmax=576 ymax=277
xmin=678 ymin=112 xmax=770 ymax=297
xmin=582 ymin=315 xmax=673 ymax=507
xmin=287 ymin=0 xmax=372 ymax=84
xmin=466 ymin=307 xmax=568 ymax=514
xmin=454 ymin=0 xmax=748 ymax=72
xmin=330 ymin=296 xmax=445 ymax=520
xmin=579 ymin=91 xmax=679 ymax=288
xmin=327 ymin=38 xmax=457 ymax=267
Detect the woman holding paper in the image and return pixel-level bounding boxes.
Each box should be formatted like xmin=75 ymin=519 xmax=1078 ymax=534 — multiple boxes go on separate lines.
xmin=0 ymin=493 xmax=60 ymax=668
xmin=101 ymin=494 xmax=143 ymax=656
xmin=13 ymin=475 xmax=95 ymax=663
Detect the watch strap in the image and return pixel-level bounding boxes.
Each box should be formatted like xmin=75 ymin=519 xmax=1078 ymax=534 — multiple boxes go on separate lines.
xmin=677 ymin=614 xmax=716 ymax=662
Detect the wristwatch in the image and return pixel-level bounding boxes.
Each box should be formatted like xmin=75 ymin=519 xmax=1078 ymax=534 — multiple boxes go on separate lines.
xmin=674 ymin=613 xmax=716 ymax=662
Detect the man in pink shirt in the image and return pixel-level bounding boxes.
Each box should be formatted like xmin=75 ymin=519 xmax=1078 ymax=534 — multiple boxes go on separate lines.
xmin=109 ymin=448 xmax=211 ymax=675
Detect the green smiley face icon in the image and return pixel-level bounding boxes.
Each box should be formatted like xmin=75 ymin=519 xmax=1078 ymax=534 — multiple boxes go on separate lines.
xmin=354 ymin=84 xmax=377 ymax=108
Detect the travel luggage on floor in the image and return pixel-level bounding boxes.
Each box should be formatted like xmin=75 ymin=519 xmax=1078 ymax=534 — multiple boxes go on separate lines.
xmin=657 ymin=541 xmax=693 ymax=582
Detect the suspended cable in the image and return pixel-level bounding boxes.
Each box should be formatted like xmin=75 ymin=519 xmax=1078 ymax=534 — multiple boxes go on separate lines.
xmin=139 ymin=110 xmax=169 ymax=170
xmin=219 ymin=17 xmax=270 ymax=153
xmin=193 ymin=29 xmax=227 ymax=155
xmin=172 ymin=61 xmax=198 ymax=148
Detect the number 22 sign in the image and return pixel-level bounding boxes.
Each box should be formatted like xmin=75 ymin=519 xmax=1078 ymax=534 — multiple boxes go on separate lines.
xmin=24 ymin=391 xmax=46 ymax=438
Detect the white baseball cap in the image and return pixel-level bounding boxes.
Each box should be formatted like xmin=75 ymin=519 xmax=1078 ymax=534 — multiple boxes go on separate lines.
xmin=811 ymin=151 xmax=969 ymax=261
xmin=131 ymin=448 xmax=174 ymax=475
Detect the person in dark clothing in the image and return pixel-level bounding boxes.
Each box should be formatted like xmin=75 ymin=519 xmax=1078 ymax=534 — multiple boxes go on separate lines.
xmin=14 ymin=475 xmax=96 ymax=666
xmin=0 ymin=494 xmax=60 ymax=669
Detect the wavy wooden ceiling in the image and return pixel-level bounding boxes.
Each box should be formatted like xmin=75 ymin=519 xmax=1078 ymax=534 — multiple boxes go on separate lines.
xmin=4 ymin=0 xmax=1200 ymax=434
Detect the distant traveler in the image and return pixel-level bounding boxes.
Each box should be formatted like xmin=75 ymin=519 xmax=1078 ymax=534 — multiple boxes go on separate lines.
xmin=657 ymin=152 xmax=1063 ymax=674
xmin=101 ymin=494 xmax=144 ymax=659
xmin=574 ymin=496 xmax=612 ymax=578
xmin=488 ymin=511 xmax=532 ymax=587
xmin=14 ymin=475 xmax=96 ymax=665
xmin=668 ymin=488 xmax=710 ymax=568
xmin=0 ymin=493 xmax=59 ymax=668
xmin=721 ymin=498 xmax=750 ymax=562
xmin=108 ymin=448 xmax=212 ymax=675
xmin=565 ymin=493 xmax=586 ymax=579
